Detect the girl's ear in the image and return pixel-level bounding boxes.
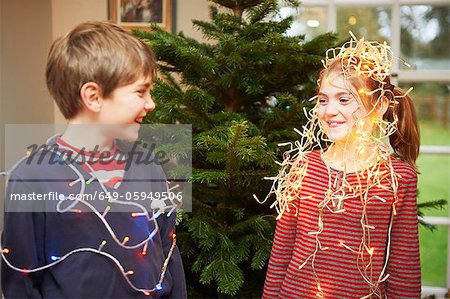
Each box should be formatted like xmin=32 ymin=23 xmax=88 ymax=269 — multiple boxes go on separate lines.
xmin=376 ymin=96 xmax=389 ymax=117
xmin=80 ymin=82 xmax=102 ymax=113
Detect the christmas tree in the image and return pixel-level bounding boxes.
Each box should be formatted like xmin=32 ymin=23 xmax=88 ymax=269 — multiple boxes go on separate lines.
xmin=134 ymin=1 xmax=336 ymax=297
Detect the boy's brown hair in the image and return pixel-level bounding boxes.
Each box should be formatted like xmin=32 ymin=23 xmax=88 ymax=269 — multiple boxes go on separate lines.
xmin=46 ymin=21 xmax=157 ymax=119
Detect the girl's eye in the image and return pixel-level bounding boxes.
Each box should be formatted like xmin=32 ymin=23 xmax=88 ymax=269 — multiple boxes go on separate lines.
xmin=318 ymin=98 xmax=328 ymax=105
xmin=339 ymin=97 xmax=351 ymax=104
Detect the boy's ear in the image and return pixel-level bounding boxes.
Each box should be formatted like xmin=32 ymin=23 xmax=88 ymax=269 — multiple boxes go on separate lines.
xmin=80 ymin=82 xmax=102 ymax=112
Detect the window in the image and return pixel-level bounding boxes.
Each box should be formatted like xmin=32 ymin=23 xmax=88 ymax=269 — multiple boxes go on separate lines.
xmin=286 ymin=6 xmax=328 ymax=40
xmin=336 ymin=6 xmax=391 ymax=42
xmin=400 ymin=5 xmax=450 ymax=70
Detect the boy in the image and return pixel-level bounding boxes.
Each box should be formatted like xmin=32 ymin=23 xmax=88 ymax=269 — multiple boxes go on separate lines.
xmin=1 ymin=21 xmax=187 ymax=298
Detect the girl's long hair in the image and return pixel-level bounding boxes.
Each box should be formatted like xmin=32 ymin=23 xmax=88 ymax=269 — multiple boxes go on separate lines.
xmin=385 ymin=87 xmax=420 ymax=168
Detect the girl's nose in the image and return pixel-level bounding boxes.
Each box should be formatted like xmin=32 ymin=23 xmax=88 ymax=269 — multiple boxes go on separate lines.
xmin=324 ymin=100 xmax=339 ymax=116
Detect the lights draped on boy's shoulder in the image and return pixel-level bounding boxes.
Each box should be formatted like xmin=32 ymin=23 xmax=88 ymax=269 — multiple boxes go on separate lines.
xmin=1 ymin=146 xmax=180 ymax=297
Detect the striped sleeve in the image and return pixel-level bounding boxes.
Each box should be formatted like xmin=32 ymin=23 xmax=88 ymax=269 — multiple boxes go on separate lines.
xmin=386 ymin=169 xmax=421 ymax=298
xmin=262 ymin=199 xmax=298 ymax=298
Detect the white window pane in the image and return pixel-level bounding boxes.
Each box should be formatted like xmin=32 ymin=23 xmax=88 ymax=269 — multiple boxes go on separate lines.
xmin=399 ymin=82 xmax=450 ymax=146
xmin=336 ymin=7 xmax=391 ymax=43
xmin=400 ymin=5 xmax=450 ymax=70
xmin=288 ymin=6 xmax=328 ymax=40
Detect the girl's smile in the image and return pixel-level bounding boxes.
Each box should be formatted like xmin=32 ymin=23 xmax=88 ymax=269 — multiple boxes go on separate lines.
xmin=317 ymin=74 xmax=367 ymax=145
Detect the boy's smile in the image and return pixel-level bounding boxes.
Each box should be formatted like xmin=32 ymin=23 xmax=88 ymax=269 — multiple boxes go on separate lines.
xmin=99 ymin=75 xmax=155 ymax=141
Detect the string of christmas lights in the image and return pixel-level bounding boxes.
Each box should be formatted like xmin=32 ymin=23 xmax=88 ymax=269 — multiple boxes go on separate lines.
xmin=1 ymin=141 xmax=181 ymax=296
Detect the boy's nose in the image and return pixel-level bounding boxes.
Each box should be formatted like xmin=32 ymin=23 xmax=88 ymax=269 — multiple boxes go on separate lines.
xmin=144 ymin=95 xmax=156 ymax=112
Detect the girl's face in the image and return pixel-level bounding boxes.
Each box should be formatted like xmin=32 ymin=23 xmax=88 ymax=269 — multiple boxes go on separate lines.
xmin=317 ymin=72 xmax=368 ymax=145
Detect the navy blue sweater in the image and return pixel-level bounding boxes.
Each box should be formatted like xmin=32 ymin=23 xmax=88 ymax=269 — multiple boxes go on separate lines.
xmin=1 ymin=138 xmax=187 ymax=298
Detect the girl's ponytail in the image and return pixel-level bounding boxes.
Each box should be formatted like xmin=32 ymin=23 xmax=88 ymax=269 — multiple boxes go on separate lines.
xmin=385 ymin=87 xmax=420 ymax=169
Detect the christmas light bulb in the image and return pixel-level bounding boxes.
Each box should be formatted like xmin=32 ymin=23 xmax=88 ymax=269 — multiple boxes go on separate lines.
xmin=98 ymin=240 xmax=107 ymax=251
xmin=142 ymin=241 xmax=148 ymax=256
xmin=69 ymin=178 xmax=81 ymax=187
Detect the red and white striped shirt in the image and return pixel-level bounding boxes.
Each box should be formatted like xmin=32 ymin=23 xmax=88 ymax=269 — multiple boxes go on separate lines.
xmin=263 ymin=150 xmax=421 ymax=299
xmin=56 ymin=137 xmax=126 ymax=189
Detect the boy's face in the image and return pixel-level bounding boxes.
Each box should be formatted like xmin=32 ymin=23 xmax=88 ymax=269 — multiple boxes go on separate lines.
xmin=99 ymin=75 xmax=155 ymax=141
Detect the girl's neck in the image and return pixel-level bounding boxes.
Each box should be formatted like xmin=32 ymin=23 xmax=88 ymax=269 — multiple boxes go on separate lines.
xmin=323 ymin=141 xmax=379 ymax=173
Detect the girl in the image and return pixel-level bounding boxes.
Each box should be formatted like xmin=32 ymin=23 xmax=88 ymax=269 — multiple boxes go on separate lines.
xmin=261 ymin=36 xmax=421 ymax=298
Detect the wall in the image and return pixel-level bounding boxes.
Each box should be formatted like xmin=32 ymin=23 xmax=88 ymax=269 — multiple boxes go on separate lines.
xmin=0 ymin=0 xmax=54 ymax=235
xmin=0 ymin=0 xmax=3 ymax=252
xmin=176 ymin=0 xmax=219 ymax=40
xmin=0 ymin=0 xmax=54 ymax=291
xmin=51 ymin=0 xmax=108 ymax=124
xmin=1 ymin=0 xmax=54 ymax=125
xmin=0 ymin=0 xmax=3 ymax=186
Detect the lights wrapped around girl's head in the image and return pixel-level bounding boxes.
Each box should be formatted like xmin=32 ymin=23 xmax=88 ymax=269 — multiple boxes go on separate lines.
xmin=322 ymin=31 xmax=413 ymax=107
xmin=323 ymin=32 xmax=396 ymax=84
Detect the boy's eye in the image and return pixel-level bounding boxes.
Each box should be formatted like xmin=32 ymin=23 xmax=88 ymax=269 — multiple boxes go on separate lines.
xmin=137 ymin=89 xmax=147 ymax=96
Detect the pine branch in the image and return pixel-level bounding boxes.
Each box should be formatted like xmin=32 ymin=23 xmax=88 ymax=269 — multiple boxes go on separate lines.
xmin=191 ymin=169 xmax=229 ymax=184
xmin=417 ymin=199 xmax=446 ymax=213
xmin=246 ymin=0 xmax=277 ymax=24
xmin=418 ymin=199 xmax=447 ymax=231
xmin=192 ymin=20 xmax=221 ymax=40
xmin=200 ymin=258 xmax=244 ymax=295
xmin=251 ymin=246 xmax=271 ymax=269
